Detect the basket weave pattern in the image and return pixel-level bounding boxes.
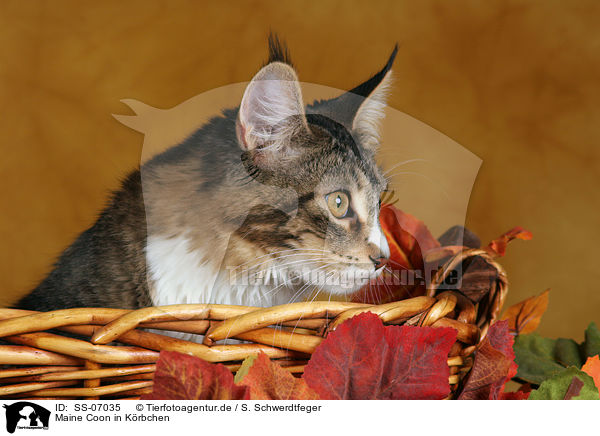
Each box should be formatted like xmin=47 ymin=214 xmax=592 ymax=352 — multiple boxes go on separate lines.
xmin=0 ymin=249 xmax=506 ymax=400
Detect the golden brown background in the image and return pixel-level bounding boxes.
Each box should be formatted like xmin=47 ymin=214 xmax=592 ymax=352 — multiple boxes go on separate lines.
xmin=1 ymin=0 xmax=598 ymax=340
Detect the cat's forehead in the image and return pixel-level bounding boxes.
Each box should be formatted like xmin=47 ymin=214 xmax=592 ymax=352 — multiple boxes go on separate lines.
xmin=302 ymin=146 xmax=386 ymax=195
xmin=304 ymin=116 xmax=386 ymax=189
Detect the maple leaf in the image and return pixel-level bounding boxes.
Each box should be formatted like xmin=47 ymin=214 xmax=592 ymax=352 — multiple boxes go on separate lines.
xmin=484 ymin=226 xmax=532 ymax=258
xmin=458 ymin=320 xmax=527 ymax=399
xmin=140 ymin=351 xmax=250 ymax=400
xmin=302 ymin=312 xmax=456 ymax=399
xmin=352 ymin=204 xmax=439 ymax=304
xmin=501 ymin=289 xmax=550 ymax=335
xmin=527 ymin=366 xmax=599 ymax=400
xmin=582 ymin=355 xmax=600 ymax=398
xmin=235 ymin=352 xmax=319 ymax=400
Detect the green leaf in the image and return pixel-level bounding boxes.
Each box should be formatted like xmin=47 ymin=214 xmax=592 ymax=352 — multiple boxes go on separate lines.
xmin=514 ymin=334 xmax=566 ymax=384
xmin=528 ymin=367 xmax=599 ymax=400
xmin=583 ymin=322 xmax=600 ymax=359
xmin=234 ymin=354 xmax=258 ymax=384
xmin=553 ymin=338 xmax=583 ymax=368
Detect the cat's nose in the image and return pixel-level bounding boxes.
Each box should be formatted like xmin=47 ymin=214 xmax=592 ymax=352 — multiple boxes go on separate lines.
xmin=369 ymin=254 xmax=388 ymax=269
xmin=367 ymin=224 xmax=390 ymax=266
xmin=367 ymin=242 xmax=389 ymax=269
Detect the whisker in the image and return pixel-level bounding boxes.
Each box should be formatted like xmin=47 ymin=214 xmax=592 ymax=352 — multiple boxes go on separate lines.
xmin=247 ymin=257 xmax=331 ymax=285
xmin=384 ymin=171 xmax=450 ymax=199
xmin=263 ymin=261 xmax=339 ymax=298
xmin=382 ymin=158 xmax=428 ymax=176
xmin=268 ymin=264 xmax=336 ymax=341
xmin=281 ymin=271 xmax=335 ymax=350
xmin=245 ymin=252 xmax=328 ymax=270
xmin=232 ymin=248 xmax=333 ymax=271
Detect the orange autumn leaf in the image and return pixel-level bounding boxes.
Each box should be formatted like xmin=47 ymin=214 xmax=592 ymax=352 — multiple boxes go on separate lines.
xmin=485 ymin=226 xmax=533 ymax=258
xmin=582 ymin=355 xmax=600 ymax=398
xmin=236 ymin=352 xmax=319 ymax=400
xmin=501 ymin=289 xmax=550 ymax=335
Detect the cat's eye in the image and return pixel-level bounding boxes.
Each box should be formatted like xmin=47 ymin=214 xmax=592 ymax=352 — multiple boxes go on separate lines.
xmin=326 ymin=191 xmax=351 ymax=219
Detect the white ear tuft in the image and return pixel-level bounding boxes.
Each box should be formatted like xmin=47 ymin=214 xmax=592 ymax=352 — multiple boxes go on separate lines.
xmin=351 ymin=70 xmax=393 ymax=152
xmin=237 ymin=62 xmax=307 ymax=153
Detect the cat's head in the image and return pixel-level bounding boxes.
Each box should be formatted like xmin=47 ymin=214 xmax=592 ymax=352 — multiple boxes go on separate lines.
xmin=231 ymin=37 xmax=396 ymax=296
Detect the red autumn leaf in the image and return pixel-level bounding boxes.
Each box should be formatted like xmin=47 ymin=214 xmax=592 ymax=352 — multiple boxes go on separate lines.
xmin=236 ymin=352 xmax=319 ymax=400
xmin=499 ymin=387 xmax=530 ymax=400
xmin=379 ymin=203 xmax=440 ymax=269
xmin=352 ymin=204 xmax=440 ymax=304
xmin=500 ymin=289 xmax=550 ymax=335
xmin=485 ymin=226 xmax=532 ymax=258
xmin=458 ymin=320 xmax=527 ymax=400
xmin=140 ymin=351 xmax=250 ymax=400
xmin=582 ymin=355 xmax=600 ymax=398
xmin=302 ymin=312 xmax=457 ymax=399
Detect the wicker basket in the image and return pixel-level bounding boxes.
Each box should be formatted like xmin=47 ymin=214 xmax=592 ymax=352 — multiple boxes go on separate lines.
xmin=0 ymin=248 xmax=506 ymax=400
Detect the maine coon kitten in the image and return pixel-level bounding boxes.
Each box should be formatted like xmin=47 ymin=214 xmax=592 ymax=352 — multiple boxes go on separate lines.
xmin=15 ymin=37 xmax=395 ymax=312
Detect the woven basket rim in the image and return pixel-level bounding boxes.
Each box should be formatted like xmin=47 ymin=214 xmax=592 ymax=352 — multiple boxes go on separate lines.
xmin=0 ymin=247 xmax=508 ymax=399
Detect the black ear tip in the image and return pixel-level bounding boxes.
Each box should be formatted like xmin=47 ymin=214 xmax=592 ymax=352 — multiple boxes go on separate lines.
xmin=392 ymin=43 xmax=399 ymax=60
xmin=384 ymin=43 xmax=399 ymax=73
xmin=266 ymin=32 xmax=293 ymax=67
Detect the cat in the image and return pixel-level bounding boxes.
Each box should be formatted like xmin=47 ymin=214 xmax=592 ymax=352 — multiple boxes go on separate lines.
xmin=15 ymin=36 xmax=395 ymax=312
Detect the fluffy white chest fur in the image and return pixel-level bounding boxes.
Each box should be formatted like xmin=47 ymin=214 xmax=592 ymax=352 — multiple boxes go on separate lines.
xmin=145 ymin=234 xmax=298 ymax=308
xmin=145 ymin=234 xmax=300 ymax=342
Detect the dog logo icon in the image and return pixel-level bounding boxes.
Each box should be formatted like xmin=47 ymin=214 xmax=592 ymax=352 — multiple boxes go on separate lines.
xmin=2 ymin=402 xmax=50 ymax=433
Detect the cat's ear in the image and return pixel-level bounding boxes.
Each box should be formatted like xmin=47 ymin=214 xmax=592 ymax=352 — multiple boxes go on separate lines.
xmin=350 ymin=65 xmax=394 ymax=153
xmin=237 ymin=62 xmax=308 ymax=160
xmin=307 ymin=45 xmax=397 ymax=153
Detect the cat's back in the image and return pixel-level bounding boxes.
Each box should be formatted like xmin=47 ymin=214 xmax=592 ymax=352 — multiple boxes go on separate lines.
xmin=15 ymin=170 xmax=151 ymax=311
